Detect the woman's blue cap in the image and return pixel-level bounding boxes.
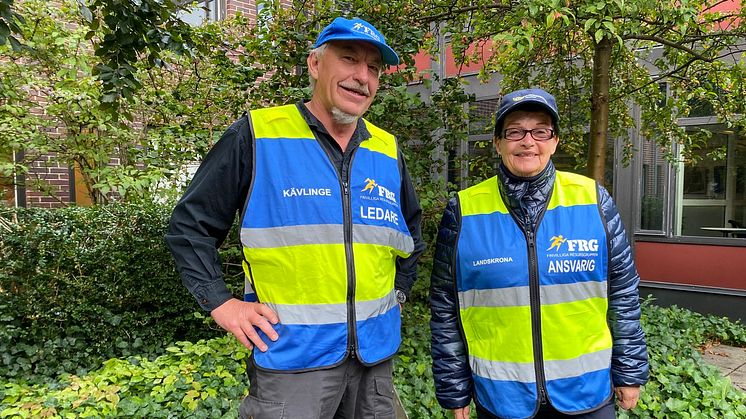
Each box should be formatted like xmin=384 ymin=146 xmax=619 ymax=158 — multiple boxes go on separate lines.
xmin=314 ymin=17 xmax=399 ymax=66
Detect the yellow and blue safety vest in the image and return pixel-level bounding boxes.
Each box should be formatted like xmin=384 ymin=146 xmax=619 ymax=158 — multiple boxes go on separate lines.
xmin=457 ymin=172 xmax=612 ymax=418
xmin=240 ymin=104 xmax=413 ymax=371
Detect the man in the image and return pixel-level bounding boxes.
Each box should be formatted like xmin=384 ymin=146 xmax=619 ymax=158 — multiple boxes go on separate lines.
xmin=430 ymin=88 xmax=648 ymax=419
xmin=166 ymin=17 xmax=424 ymax=419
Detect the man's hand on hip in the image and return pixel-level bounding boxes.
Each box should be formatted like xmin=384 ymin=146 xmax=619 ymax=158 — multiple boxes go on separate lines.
xmin=211 ymin=298 xmax=279 ymax=352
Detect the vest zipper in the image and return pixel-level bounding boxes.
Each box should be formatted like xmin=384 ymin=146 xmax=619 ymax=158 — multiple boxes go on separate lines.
xmin=341 ymin=160 xmax=358 ymax=360
xmin=526 ymin=230 xmax=548 ymax=405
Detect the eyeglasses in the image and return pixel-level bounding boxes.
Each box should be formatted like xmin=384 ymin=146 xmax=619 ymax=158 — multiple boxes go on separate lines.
xmin=502 ymin=128 xmax=555 ymax=141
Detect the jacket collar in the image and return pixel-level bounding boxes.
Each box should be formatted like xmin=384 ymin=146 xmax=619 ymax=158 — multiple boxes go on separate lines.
xmin=496 ymin=160 xmax=556 ymax=225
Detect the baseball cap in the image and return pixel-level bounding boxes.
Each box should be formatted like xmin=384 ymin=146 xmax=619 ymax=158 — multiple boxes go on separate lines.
xmin=314 ymin=17 xmax=400 ymax=66
xmin=494 ymin=88 xmax=560 ymax=136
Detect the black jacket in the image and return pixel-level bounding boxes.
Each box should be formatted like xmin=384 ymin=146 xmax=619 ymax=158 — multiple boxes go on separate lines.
xmin=430 ymin=161 xmax=649 ymax=409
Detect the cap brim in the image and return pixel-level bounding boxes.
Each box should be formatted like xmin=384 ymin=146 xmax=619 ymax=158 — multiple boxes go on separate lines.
xmin=318 ymin=36 xmax=399 ymax=66
xmin=494 ymin=100 xmax=559 ymax=135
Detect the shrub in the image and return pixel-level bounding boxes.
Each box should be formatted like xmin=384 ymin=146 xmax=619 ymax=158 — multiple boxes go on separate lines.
xmin=395 ymin=302 xmax=448 ymax=418
xmin=0 ymin=204 xmax=242 ymax=384
xmin=0 ymin=301 xmax=744 ymax=418
xmin=620 ymin=299 xmax=746 ymax=419
xmin=0 ymin=336 xmax=250 ymax=418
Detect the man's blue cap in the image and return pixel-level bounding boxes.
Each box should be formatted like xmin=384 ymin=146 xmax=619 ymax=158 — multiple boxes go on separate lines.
xmin=314 ymin=17 xmax=399 ymax=66
xmin=494 ymin=88 xmax=560 ymax=135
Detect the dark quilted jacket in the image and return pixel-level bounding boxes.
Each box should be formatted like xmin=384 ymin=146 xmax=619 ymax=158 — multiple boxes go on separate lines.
xmin=429 ymin=161 xmax=649 ymax=410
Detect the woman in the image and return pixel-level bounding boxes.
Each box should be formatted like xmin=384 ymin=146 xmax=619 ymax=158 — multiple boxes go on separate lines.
xmin=430 ymin=88 xmax=648 ymax=419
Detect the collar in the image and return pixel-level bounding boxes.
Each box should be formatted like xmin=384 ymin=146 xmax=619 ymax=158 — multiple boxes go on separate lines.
xmin=296 ymin=101 xmax=369 ymax=145
xmin=496 ymin=160 xmax=556 ymax=212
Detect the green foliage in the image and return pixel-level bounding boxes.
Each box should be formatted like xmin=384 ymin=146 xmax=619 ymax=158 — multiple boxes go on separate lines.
xmin=83 ymin=0 xmax=197 ymax=116
xmin=1 ymin=0 xmax=471 ymax=217
xmin=0 ymin=204 xmax=243 ymax=384
xmin=426 ymin=0 xmax=746 ymax=176
xmin=620 ymin=299 xmax=746 ymax=419
xmin=0 ymin=336 xmax=250 ymax=418
xmin=3 ymin=300 xmax=743 ymax=418
xmin=0 ymin=0 xmax=218 ymax=203
xmin=0 ymin=0 xmax=23 ymax=51
xmin=395 ymin=302 xmax=448 ymax=418
xmin=0 ymin=305 xmax=449 ymax=419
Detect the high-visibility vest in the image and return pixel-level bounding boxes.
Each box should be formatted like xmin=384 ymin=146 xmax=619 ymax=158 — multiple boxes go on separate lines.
xmin=240 ymin=104 xmax=413 ymax=371
xmin=457 ymin=172 xmax=612 ymax=419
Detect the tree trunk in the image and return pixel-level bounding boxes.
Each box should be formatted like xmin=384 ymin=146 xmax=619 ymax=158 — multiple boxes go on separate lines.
xmin=588 ymin=37 xmax=611 ymax=185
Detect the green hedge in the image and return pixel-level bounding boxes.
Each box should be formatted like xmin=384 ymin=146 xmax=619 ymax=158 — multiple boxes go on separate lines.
xmin=0 ymin=301 xmax=745 ymax=418
xmin=0 ymin=204 xmax=241 ymax=384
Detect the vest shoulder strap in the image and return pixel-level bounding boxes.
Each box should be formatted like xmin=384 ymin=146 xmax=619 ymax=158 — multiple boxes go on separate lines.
xmin=458 ymin=176 xmax=509 ymax=216
xmin=250 ymin=104 xmax=313 ymax=139
xmin=550 ymin=171 xmax=598 ymax=208
xmin=361 ymin=119 xmax=398 ymax=159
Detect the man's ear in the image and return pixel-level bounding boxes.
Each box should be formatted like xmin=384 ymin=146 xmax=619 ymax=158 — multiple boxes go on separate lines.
xmin=307 ymin=52 xmax=319 ymax=81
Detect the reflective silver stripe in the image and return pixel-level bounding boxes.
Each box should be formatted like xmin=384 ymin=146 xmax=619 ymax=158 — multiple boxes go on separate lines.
xmin=263 ymin=291 xmax=396 ymax=325
xmin=458 ymin=281 xmax=606 ymax=309
xmin=355 ymin=289 xmax=398 ymax=321
xmin=353 ymin=225 xmax=414 ymax=254
xmin=241 ymin=224 xmax=413 ymax=252
xmin=470 ymin=355 xmax=536 ymax=383
xmin=540 ymin=280 xmax=607 ymax=305
xmin=458 ymin=287 xmax=530 ymax=308
xmin=544 ymin=348 xmax=612 ymax=381
xmin=469 ymin=348 xmax=611 ymax=383
xmin=266 ymin=301 xmax=347 ymax=325
xmin=240 ymin=225 xmax=343 ymax=248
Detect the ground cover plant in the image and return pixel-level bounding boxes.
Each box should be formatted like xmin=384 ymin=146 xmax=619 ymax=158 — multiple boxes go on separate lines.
xmin=621 ymin=300 xmax=746 ymax=419
xmin=1 ymin=299 xmax=744 ymax=418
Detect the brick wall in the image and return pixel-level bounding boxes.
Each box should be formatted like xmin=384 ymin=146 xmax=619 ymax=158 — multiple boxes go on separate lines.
xmin=227 ymin=0 xmax=257 ymax=21
xmin=25 ymin=153 xmax=72 ymax=208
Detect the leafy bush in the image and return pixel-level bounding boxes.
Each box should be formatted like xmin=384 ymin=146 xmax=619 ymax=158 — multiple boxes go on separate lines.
xmin=0 ymin=306 xmax=447 ymax=419
xmin=621 ymin=299 xmax=746 ymax=419
xmin=1 ymin=300 xmax=744 ymax=418
xmin=0 ymin=336 xmax=250 ymax=418
xmin=395 ymin=302 xmax=448 ymax=418
xmin=0 ymin=204 xmax=242 ymax=384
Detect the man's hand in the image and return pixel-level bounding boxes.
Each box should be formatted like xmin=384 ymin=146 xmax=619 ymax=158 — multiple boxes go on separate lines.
xmin=615 ymin=386 xmax=640 ymax=410
xmin=452 ymin=406 xmax=470 ymax=419
xmin=211 ymin=298 xmax=279 ymax=352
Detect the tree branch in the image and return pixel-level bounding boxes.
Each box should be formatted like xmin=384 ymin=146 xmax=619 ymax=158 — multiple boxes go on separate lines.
xmin=623 ymin=34 xmax=712 ymax=61
xmin=418 ymin=3 xmax=512 ymax=23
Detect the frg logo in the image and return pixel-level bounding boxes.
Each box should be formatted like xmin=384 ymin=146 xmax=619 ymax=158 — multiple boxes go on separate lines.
xmin=547 ymin=235 xmax=599 ymax=252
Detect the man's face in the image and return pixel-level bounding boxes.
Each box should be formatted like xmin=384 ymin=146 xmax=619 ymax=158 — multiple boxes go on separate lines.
xmin=307 ymin=40 xmax=382 ymax=122
xmin=494 ymin=110 xmax=559 ymax=178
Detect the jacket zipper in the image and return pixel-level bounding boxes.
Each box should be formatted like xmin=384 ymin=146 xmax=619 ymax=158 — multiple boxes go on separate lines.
xmin=526 ymin=230 xmax=548 ymax=405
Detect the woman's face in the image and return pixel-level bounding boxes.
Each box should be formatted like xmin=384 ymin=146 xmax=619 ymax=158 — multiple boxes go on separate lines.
xmin=494 ymin=110 xmax=559 ymax=178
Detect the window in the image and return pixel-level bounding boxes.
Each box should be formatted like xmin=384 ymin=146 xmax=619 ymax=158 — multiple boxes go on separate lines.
xmin=178 ymin=0 xmax=225 ymax=26
xmin=468 ymin=98 xmax=498 ymax=136
xmin=639 ymin=137 xmax=667 ymax=232
xmin=675 ymin=126 xmax=746 ymax=237
xmin=447 ymin=98 xmax=500 ymax=187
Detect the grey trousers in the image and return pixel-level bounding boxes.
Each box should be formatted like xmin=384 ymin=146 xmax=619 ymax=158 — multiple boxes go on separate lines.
xmin=239 ymin=357 xmax=396 ymax=419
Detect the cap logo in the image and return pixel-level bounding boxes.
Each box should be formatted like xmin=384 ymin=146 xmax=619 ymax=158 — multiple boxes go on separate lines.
xmin=352 ymin=22 xmax=381 ymax=42
xmin=513 ymin=94 xmax=549 ymax=104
